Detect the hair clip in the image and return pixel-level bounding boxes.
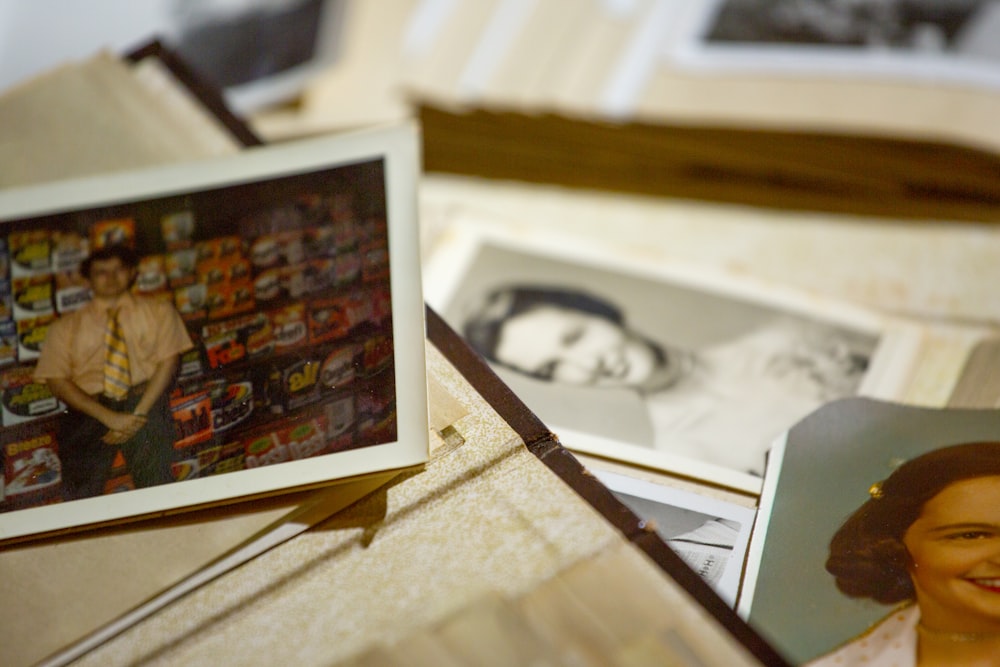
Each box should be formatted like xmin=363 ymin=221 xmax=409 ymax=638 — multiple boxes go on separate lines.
xmin=868 ymin=481 xmax=884 ymax=499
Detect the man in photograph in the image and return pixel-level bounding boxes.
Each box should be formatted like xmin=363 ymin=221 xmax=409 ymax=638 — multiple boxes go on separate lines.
xmin=463 ymin=284 xmax=872 ymax=475
xmin=34 ymin=244 xmax=193 ymax=500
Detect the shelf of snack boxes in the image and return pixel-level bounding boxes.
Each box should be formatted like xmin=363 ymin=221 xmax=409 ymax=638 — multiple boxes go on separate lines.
xmin=0 ymin=193 xmax=396 ymax=512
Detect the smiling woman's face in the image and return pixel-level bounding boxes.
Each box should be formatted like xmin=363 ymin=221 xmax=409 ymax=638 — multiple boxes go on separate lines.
xmin=903 ymin=475 xmax=1000 ymax=633
xmin=493 ymin=305 xmax=660 ymax=389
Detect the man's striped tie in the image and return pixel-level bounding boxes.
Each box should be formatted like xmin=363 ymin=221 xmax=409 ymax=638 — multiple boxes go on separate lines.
xmin=103 ymin=307 xmax=131 ymax=400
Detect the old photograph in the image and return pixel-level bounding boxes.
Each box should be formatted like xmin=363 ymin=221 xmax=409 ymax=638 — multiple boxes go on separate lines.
xmin=593 ymin=468 xmax=755 ymax=606
xmin=424 ymin=225 xmax=904 ymax=492
xmin=673 ymin=0 xmax=1000 ymax=89
xmin=740 ymin=398 xmax=1000 ymax=665
xmin=0 ymin=124 xmax=426 ymax=542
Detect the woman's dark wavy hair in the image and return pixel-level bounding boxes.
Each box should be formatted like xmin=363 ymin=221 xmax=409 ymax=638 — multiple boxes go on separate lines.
xmin=826 ymin=441 xmax=1000 ymax=604
xmin=462 ymin=285 xmax=622 ymax=373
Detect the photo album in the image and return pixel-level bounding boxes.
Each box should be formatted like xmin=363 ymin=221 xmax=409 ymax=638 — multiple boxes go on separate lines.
xmin=0 ymin=123 xmax=428 ymax=543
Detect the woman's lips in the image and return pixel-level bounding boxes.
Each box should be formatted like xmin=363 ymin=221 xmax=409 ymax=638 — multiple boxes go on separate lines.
xmin=967 ymin=578 xmax=1000 ymax=593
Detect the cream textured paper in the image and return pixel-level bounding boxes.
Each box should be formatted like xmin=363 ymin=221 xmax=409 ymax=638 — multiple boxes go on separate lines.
xmin=72 ymin=344 xmax=627 ymax=666
xmin=0 ymin=53 xmax=240 ymax=188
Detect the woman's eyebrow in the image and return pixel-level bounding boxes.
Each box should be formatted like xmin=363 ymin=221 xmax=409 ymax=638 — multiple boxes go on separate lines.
xmin=925 ymin=522 xmax=1000 ymax=534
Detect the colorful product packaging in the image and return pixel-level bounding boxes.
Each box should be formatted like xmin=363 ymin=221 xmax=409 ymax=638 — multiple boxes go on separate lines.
xmin=201 ymin=312 xmax=274 ymax=369
xmin=1 ymin=424 xmax=61 ymax=499
xmin=204 ymin=281 xmax=255 ymax=321
xmin=54 ymin=269 xmax=92 ymax=314
xmin=319 ymin=344 xmax=359 ymax=391
xmin=196 ymin=235 xmax=242 ymax=263
xmin=133 ymin=254 xmax=169 ymax=295
xmin=362 ymin=335 xmax=393 ymax=375
xmin=207 ymin=439 xmax=247 ymax=476
xmin=169 ymin=390 xmax=213 ymax=449
xmin=209 ymin=380 xmax=254 ymax=434
xmin=0 ymin=321 xmax=17 ymax=367
xmin=276 ymin=418 xmax=328 ymax=461
xmin=9 ymin=230 xmax=51 ymax=278
xmin=50 ymin=231 xmax=88 ymax=273
xmin=266 ymin=357 xmax=323 ymax=414
xmin=12 ymin=275 xmax=54 ymax=321
xmin=0 ymin=237 xmax=10 ymax=279
xmin=361 ymin=240 xmax=389 ymax=282
xmin=160 ymin=210 xmax=195 ymax=251
xmin=0 ymin=366 xmax=65 ymax=426
xmin=102 ymin=450 xmax=136 ymax=494
xmin=90 ymin=218 xmax=135 ymax=250
xmin=243 ymin=431 xmax=290 ymax=469
xmin=307 ymin=294 xmax=369 ymax=345
xmin=322 ymin=394 xmax=356 ymax=441
xmin=0 ymin=279 xmax=12 ymax=321
xmin=267 ymin=302 xmax=308 ymax=352
xmin=174 ymin=283 xmax=208 ymax=322
xmin=166 ymin=247 xmax=199 ymax=288
xmin=16 ymin=313 xmax=55 ymax=363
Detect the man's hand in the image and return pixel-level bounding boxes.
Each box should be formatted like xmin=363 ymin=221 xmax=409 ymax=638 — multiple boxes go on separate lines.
xmin=101 ymin=412 xmax=147 ymax=444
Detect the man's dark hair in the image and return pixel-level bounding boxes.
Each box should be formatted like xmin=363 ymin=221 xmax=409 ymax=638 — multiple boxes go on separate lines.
xmin=462 ymin=285 xmax=623 ymax=367
xmin=826 ymin=441 xmax=1000 ymax=604
xmin=80 ymin=244 xmax=139 ymax=279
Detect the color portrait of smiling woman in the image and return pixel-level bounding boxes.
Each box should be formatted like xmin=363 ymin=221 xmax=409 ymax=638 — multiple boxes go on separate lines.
xmin=809 ymin=441 xmax=1000 ymax=666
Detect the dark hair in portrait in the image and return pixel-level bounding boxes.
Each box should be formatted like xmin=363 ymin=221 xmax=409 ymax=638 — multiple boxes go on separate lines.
xmin=825 ymin=441 xmax=1000 ymax=604
xmin=80 ymin=243 xmax=140 ymax=278
xmin=462 ymin=284 xmax=624 ymax=372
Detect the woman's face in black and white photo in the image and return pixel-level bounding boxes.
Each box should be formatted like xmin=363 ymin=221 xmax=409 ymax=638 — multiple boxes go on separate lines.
xmin=492 ymin=304 xmax=670 ymax=390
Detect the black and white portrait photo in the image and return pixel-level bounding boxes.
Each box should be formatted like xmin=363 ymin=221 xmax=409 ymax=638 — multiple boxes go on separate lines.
xmin=704 ymin=0 xmax=999 ymax=52
xmin=427 ymin=231 xmax=886 ymax=490
xmin=675 ymin=0 xmax=1000 ymax=89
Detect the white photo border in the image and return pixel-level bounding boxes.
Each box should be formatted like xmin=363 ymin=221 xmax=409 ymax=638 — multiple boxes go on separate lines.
xmin=0 ymin=123 xmax=428 ymax=542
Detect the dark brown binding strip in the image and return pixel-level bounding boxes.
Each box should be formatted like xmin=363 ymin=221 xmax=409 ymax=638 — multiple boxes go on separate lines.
xmin=125 ymin=39 xmax=264 ymax=148
xmin=425 ymin=304 xmax=791 ymax=667
xmin=419 ymin=104 xmax=1000 ymax=224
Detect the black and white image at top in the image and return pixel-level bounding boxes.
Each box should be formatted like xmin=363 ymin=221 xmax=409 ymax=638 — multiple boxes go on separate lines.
xmin=701 ymin=0 xmax=1000 ymax=57
xmin=168 ymin=0 xmax=342 ymax=89
xmin=448 ymin=241 xmax=878 ymax=480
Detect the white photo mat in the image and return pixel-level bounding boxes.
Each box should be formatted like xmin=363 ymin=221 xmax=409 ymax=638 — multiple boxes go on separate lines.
xmin=0 ymin=123 xmax=428 ymax=542
xmin=424 ymin=220 xmax=925 ymax=493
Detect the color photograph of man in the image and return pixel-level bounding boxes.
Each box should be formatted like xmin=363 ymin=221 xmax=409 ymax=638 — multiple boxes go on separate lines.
xmin=33 ymin=244 xmax=193 ymax=500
